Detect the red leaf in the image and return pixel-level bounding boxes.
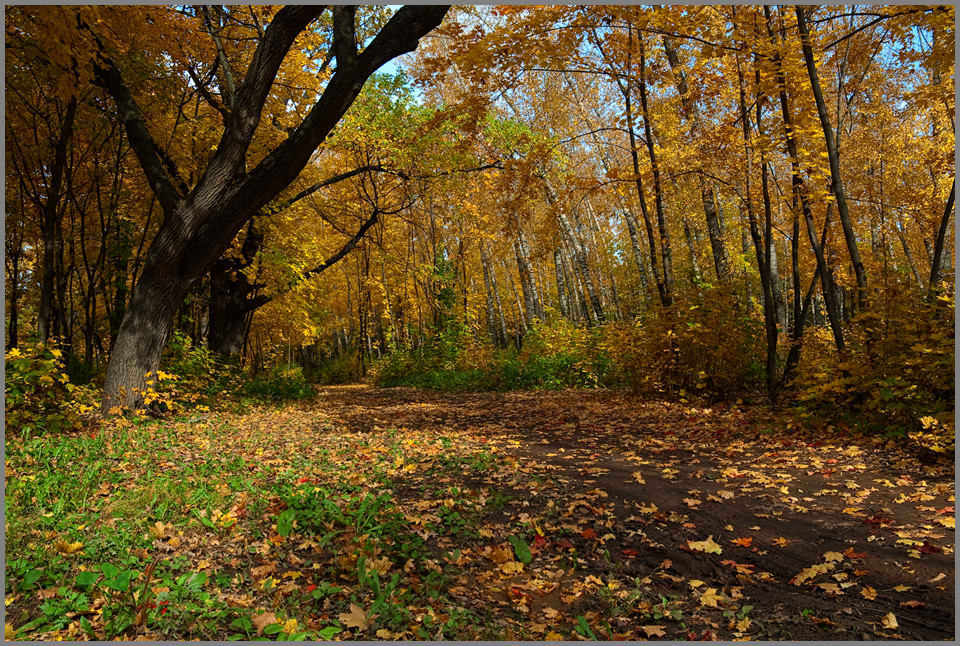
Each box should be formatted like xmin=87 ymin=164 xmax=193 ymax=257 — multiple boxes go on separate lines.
xmin=581 ymin=528 xmax=599 ymax=540
xmin=555 ymin=539 xmax=574 ymax=549
xmin=622 ymin=548 xmax=640 ymax=556
xmin=304 ymin=584 xmax=317 ymax=593
xmin=533 ymin=534 xmax=547 ymax=549
xmin=919 ymin=541 xmax=941 ymax=555
xmin=842 ymin=547 xmax=867 ymax=559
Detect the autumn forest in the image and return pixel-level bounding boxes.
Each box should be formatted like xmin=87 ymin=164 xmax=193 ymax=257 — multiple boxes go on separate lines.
xmin=4 ymin=5 xmax=955 ymax=641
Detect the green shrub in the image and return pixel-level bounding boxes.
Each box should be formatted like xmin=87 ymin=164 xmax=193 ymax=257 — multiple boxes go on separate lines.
xmin=242 ymin=365 xmax=314 ymax=401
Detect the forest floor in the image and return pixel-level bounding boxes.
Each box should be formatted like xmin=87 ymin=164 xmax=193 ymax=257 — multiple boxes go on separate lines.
xmin=4 ymin=385 xmax=955 ymax=641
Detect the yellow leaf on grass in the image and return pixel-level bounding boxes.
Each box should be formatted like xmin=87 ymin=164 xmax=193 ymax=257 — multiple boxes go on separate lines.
xmin=688 ymin=536 xmax=722 ymax=554
xmin=56 ymin=541 xmax=84 ymax=555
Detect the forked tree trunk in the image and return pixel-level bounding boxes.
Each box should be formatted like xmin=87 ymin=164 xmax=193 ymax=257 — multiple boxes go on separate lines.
xmin=98 ymin=5 xmax=449 ymax=410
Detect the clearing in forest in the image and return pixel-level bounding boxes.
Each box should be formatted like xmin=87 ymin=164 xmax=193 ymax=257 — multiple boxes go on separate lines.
xmin=4 ymin=386 xmax=954 ymax=641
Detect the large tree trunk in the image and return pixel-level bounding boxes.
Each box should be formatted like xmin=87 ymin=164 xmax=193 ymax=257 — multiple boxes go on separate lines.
xmin=98 ymin=6 xmax=449 ymax=411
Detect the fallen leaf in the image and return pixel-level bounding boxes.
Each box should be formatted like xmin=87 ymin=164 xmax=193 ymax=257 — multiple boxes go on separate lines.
xmin=251 ymin=612 xmax=277 ymax=636
xmin=581 ymin=528 xmax=598 ymax=540
xmin=56 ymin=541 xmax=84 ymax=555
xmin=731 ymin=537 xmax=752 ymax=548
xmin=251 ymin=563 xmax=277 ymax=578
xmin=860 ymin=586 xmax=877 ymax=600
xmin=338 ymin=603 xmax=369 ymax=631
xmin=823 ymin=551 xmax=844 ymax=563
xmin=632 ymin=472 xmax=646 ymax=484
xmin=699 ymin=587 xmax=723 ymax=607
xmin=688 ymin=536 xmax=722 ymax=554
xmin=881 ymin=612 xmax=898 ymax=630
xmin=643 ymin=625 xmax=667 ymax=637
xmin=928 ymin=573 xmax=946 ymax=583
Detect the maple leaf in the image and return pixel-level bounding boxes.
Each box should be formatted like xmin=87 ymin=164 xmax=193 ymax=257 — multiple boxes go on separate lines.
xmin=823 ymin=551 xmax=844 ymax=563
xmin=731 ymin=537 xmax=752 ymax=548
xmin=643 ymin=625 xmax=667 ymax=637
xmin=688 ymin=536 xmax=722 ymax=554
xmin=580 ymin=528 xmax=598 ymax=540
xmin=251 ymin=612 xmax=278 ymax=636
xmin=699 ymin=587 xmax=723 ymax=607
xmin=338 ymin=603 xmax=369 ymax=631
xmin=860 ymin=586 xmax=877 ymax=600
xmin=842 ymin=547 xmax=866 ymax=559
xmin=631 ymin=472 xmax=646 ymax=484
xmin=881 ymin=612 xmax=898 ymax=630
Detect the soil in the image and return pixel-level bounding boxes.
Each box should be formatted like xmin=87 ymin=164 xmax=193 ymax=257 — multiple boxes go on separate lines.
xmin=317 ymin=385 xmax=955 ymax=641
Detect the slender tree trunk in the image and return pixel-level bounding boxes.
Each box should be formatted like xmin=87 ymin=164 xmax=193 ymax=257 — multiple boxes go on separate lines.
xmin=796 ymin=6 xmax=867 ymax=309
xmin=682 ymin=218 xmax=702 ymax=286
xmin=662 ymin=36 xmax=730 ymax=283
xmin=637 ymin=36 xmax=675 ymax=306
xmin=928 ymin=182 xmax=955 ymax=301
xmin=619 ymin=24 xmax=669 ymax=306
xmin=37 ymin=96 xmax=78 ymax=342
xmin=768 ymin=6 xmax=845 ymax=353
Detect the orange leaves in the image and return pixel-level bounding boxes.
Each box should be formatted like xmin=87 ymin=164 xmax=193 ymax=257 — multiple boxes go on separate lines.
xmin=730 ymin=537 xmax=752 ymax=548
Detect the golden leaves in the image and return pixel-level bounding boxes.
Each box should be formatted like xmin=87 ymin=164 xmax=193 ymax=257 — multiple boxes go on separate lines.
xmin=688 ymin=535 xmax=722 ymax=554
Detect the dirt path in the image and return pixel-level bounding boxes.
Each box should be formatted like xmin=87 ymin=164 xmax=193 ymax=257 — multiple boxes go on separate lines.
xmin=317 ymin=385 xmax=955 ymax=641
